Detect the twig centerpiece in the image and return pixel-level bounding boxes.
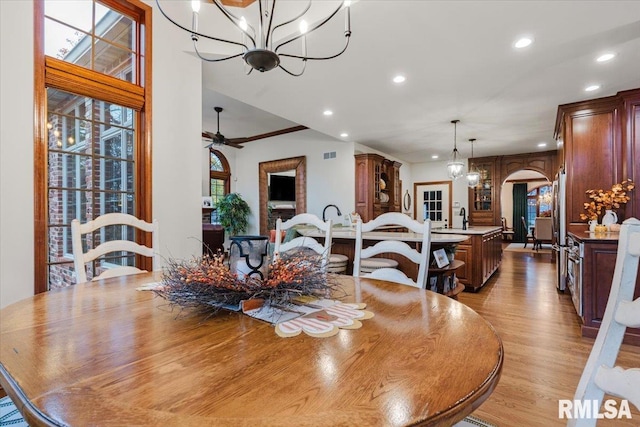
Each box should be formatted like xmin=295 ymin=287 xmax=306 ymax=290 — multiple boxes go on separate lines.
xmin=154 ymin=251 xmax=339 ymax=315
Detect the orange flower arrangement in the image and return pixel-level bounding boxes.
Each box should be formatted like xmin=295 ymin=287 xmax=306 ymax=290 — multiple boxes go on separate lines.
xmin=580 ymin=179 xmax=634 ymax=221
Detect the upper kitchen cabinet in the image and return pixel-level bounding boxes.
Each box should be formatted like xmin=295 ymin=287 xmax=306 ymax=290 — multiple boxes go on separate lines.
xmin=469 ymin=156 xmax=497 ymax=226
xmin=355 ymin=153 xmax=402 ymax=222
xmin=555 ymin=88 xmax=639 ymax=228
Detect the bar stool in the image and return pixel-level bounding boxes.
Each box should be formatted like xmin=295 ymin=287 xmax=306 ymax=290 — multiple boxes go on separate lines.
xmin=358 ymin=257 xmax=399 ymax=274
xmin=327 ymin=253 xmax=349 ymax=274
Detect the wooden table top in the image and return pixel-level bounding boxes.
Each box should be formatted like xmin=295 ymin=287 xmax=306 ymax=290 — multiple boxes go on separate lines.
xmin=0 ymin=273 xmax=503 ymax=427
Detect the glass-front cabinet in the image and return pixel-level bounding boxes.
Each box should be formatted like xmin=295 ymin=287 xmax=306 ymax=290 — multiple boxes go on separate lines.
xmin=468 ymin=156 xmax=497 ymax=226
xmin=473 ymin=162 xmax=493 ymax=212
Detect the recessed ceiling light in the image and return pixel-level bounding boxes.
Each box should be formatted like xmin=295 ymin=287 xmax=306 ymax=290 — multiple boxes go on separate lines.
xmin=585 ymin=84 xmax=600 ymax=92
xmin=514 ymin=37 xmax=533 ymax=49
xmin=323 ymin=110 xmax=333 ymax=116
xmin=392 ymin=75 xmax=406 ymax=84
xmin=431 ymin=155 xmax=439 ymax=159
xmin=537 ymin=142 xmax=547 ymax=148
xmin=596 ymin=53 xmax=615 ymax=62
xmin=340 ymin=132 xmax=348 ymax=138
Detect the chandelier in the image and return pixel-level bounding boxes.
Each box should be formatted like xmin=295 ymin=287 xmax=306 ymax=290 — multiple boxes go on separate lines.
xmin=466 ymin=138 xmax=480 ymax=187
xmin=447 ymin=120 xmax=465 ymax=180
xmin=156 ymin=0 xmax=352 ymax=76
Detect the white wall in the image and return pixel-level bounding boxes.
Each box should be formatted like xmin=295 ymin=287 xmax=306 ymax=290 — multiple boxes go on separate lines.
xmin=0 ymin=1 xmax=203 ymax=308
xmin=1 ymin=0 xmax=35 ymax=308
xmin=151 ymin=2 xmax=203 ymax=263
xmin=231 ymin=130 xmax=355 ymax=235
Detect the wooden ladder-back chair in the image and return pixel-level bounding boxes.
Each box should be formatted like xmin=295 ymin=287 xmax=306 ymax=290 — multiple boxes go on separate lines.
xmin=354 ymin=212 xmax=432 ymax=288
xmin=274 ymin=213 xmax=333 ymax=267
xmin=521 ymin=216 xmax=535 ymax=248
xmin=569 ymin=217 xmax=640 ymax=427
xmin=71 ymin=213 xmax=159 ymax=284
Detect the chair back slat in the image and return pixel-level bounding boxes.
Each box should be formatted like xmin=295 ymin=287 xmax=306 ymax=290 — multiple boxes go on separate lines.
xmin=273 ymin=213 xmax=333 ymax=267
xmin=71 ymin=213 xmax=159 ymax=284
xmin=353 ymin=212 xmax=431 ymax=289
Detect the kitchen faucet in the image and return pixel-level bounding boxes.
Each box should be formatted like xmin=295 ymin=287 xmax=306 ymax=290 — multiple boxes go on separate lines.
xmin=322 ymin=204 xmax=342 ymax=222
xmin=460 ymin=207 xmax=468 ymax=230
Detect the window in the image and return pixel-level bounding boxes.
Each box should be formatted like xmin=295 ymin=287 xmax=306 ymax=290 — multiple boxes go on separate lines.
xmin=526 ymin=185 xmax=552 ymax=227
xmin=423 ymin=190 xmax=443 ymax=222
xmin=209 ymin=150 xmax=231 ymax=223
xmin=35 ymin=0 xmax=152 ymax=292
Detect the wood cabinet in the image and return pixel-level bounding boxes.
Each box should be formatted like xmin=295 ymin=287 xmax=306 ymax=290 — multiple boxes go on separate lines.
xmin=555 ymin=88 xmax=639 ymax=228
xmin=469 ymin=157 xmax=497 ymax=226
xmin=571 ymin=232 xmax=640 ymax=345
xmin=467 ymin=152 xmax=558 ymax=226
xmin=435 ymin=227 xmax=502 ymax=291
xmin=354 ymin=153 xmax=402 ymax=222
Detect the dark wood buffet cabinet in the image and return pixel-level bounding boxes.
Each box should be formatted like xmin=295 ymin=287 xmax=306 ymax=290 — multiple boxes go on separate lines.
xmin=569 ymin=231 xmax=640 ymax=345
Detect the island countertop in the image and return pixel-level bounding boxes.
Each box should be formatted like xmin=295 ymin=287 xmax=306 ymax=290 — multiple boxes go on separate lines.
xmin=298 ymin=227 xmax=470 ymax=244
xmin=432 ymin=226 xmax=502 ymax=235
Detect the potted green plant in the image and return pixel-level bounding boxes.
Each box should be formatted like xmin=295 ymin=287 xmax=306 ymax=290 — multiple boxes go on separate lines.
xmin=216 ymin=193 xmax=251 ymax=236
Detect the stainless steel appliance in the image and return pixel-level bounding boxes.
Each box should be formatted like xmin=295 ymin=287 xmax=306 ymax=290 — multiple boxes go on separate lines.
xmin=566 ymin=235 xmax=583 ymax=316
xmin=552 ymin=170 xmax=567 ymax=291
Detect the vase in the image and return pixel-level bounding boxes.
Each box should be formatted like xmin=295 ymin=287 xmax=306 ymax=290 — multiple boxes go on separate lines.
xmin=588 ymin=220 xmax=597 ymax=232
xmin=601 ymin=210 xmax=618 ymax=230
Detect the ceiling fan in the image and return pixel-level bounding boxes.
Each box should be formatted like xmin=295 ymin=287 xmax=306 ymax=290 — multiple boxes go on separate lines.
xmin=203 ymin=106 xmax=308 ymax=150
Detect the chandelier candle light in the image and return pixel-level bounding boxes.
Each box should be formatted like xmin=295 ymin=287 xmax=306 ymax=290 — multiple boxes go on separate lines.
xmin=447 ymin=120 xmax=465 ymax=180
xmin=466 ymin=138 xmax=480 ymax=188
xmin=156 ymin=0 xmax=352 ymax=76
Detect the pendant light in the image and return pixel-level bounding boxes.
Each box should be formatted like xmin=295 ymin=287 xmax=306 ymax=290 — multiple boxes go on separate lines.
xmin=466 ymin=138 xmax=480 ymax=187
xmin=447 ymin=120 xmax=465 ymax=180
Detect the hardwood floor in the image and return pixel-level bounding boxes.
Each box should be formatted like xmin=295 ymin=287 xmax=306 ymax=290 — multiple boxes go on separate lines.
xmin=457 ymin=249 xmax=640 ymax=426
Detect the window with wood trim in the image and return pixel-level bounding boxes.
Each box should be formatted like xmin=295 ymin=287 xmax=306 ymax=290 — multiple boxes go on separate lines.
xmin=35 ymin=0 xmax=152 ymax=292
xmin=209 ymin=150 xmax=231 ymax=223
xmin=526 ymin=185 xmax=552 ymax=227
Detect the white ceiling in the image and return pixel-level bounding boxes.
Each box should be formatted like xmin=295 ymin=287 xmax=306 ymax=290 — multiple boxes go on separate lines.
xmin=195 ymin=1 xmax=640 ymax=164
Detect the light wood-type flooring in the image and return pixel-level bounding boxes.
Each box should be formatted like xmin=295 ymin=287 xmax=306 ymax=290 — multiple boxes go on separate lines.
xmin=458 ymin=248 xmax=640 ymax=426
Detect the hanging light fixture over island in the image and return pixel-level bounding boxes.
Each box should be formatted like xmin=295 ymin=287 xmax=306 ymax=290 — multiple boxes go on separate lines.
xmin=447 ymin=119 xmax=465 ymax=180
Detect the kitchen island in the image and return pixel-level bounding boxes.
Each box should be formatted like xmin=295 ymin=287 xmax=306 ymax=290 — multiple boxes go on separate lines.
xmin=298 ymin=227 xmax=469 ymax=282
xmin=432 ymin=226 xmax=503 ymax=291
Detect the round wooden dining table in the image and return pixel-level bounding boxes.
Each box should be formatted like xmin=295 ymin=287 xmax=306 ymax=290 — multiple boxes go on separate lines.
xmin=0 ymin=273 xmax=503 ymax=426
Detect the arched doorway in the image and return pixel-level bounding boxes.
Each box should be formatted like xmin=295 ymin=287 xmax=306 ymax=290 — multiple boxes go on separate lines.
xmin=501 ymin=170 xmax=551 ymax=242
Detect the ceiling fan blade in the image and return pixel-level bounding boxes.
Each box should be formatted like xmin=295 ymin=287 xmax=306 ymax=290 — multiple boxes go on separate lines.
xmin=222 ymin=140 xmax=245 ymax=149
xmin=226 ymin=125 xmax=308 ymax=145
xmin=202 ymin=131 xmax=244 ymax=149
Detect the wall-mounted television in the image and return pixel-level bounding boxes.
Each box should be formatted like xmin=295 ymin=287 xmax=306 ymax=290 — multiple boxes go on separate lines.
xmin=269 ymin=175 xmax=296 ymax=202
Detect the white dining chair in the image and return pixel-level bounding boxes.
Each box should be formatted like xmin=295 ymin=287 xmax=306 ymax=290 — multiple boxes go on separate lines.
xmin=353 ymin=212 xmax=432 ymax=288
xmin=569 ymin=217 xmax=640 ymax=427
xmin=71 ymin=213 xmax=160 ymax=284
xmin=274 ymin=213 xmax=333 ymax=267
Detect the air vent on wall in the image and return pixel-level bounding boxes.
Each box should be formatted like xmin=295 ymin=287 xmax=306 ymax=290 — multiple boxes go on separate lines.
xmin=323 ymin=151 xmax=337 ymax=160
